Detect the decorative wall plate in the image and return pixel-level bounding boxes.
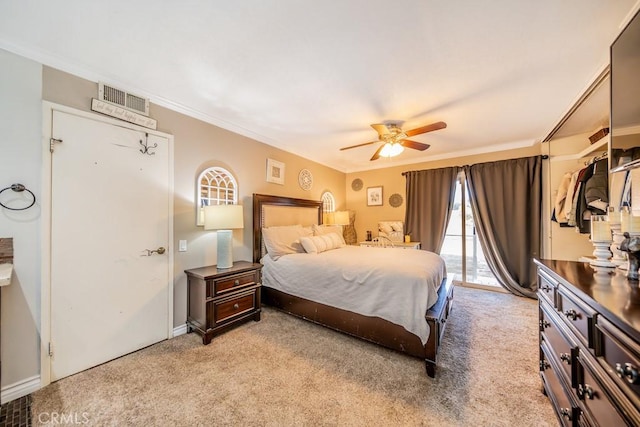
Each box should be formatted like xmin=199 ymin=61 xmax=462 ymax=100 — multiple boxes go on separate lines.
xmin=351 ymin=178 xmax=363 ymax=191
xmin=389 ymin=193 xmax=403 ymax=208
xmin=298 ymin=168 xmax=313 ymax=190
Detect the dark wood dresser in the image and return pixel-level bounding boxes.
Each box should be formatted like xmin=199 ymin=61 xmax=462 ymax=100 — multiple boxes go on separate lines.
xmin=535 ymin=259 xmax=640 ymax=426
xmin=185 ymin=261 xmax=262 ymax=344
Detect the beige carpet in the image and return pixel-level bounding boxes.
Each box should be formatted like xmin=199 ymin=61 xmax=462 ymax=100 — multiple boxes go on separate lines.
xmin=32 ymin=286 xmax=557 ymax=426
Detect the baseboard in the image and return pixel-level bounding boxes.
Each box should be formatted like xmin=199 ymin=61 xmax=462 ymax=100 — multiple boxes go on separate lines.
xmin=1 ymin=375 xmax=41 ymax=403
xmin=173 ymin=323 xmax=188 ymax=337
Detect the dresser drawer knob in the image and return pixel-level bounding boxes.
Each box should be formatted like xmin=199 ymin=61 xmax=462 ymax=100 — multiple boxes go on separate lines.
xmin=539 ymin=320 xmax=550 ymax=330
xmin=563 ymin=309 xmax=580 ymax=321
xmin=233 ymin=303 xmax=239 ymax=310
xmin=559 ymin=408 xmax=572 ymax=421
xmin=615 ymin=362 xmax=640 ymax=385
xmin=560 ymin=353 xmax=571 ymax=365
xmin=577 ymin=384 xmax=595 ymax=400
xmin=539 ymin=360 xmax=550 ymax=371
xmin=541 ymin=284 xmax=551 ymax=292
xmin=234 ymin=279 xmax=240 ymax=286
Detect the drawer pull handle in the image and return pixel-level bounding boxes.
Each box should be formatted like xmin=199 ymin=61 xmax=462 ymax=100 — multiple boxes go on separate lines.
xmin=560 ymin=353 xmax=571 ymax=365
xmin=539 ymin=320 xmax=550 ymax=329
xmin=559 ymin=408 xmax=572 ymax=421
xmin=564 ymin=309 xmax=580 ymax=321
xmin=541 ymin=285 xmax=551 ymax=292
xmin=577 ymin=384 xmax=595 ymax=400
xmin=615 ymin=362 xmax=640 ymax=385
xmin=233 ymin=303 xmax=239 ymax=310
xmin=539 ymin=360 xmax=550 ymax=371
xmin=234 ymin=279 xmax=240 ymax=286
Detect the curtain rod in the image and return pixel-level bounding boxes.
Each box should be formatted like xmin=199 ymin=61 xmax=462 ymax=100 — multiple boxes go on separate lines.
xmin=401 ymin=155 xmax=549 ymax=176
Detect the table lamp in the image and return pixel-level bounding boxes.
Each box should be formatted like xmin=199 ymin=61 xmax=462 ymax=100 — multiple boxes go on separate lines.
xmin=204 ymin=204 xmax=244 ymax=269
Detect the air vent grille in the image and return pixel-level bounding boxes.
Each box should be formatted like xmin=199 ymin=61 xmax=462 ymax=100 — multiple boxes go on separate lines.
xmin=98 ymin=82 xmax=149 ymax=116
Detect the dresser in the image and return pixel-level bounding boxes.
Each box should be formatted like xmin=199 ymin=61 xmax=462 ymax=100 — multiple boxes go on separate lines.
xmin=535 ymin=259 xmax=640 ymax=426
xmin=185 ymin=261 xmax=262 ymax=344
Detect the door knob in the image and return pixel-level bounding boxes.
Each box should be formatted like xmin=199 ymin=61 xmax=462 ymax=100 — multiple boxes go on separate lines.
xmin=142 ymin=247 xmax=166 ymax=256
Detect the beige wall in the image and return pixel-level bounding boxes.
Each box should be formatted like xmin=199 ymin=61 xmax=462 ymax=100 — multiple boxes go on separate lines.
xmin=42 ymin=67 xmax=346 ymax=331
xmin=0 ymin=49 xmax=42 ymax=392
xmin=346 ymin=146 xmax=543 ymax=247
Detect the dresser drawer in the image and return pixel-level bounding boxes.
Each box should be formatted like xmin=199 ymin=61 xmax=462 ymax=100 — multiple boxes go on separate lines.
xmin=541 ymin=300 xmax=578 ymax=387
xmin=577 ymin=349 xmax=630 ymax=426
xmin=538 ymin=269 xmax=559 ymax=308
xmin=596 ymin=316 xmax=640 ymax=407
xmin=541 ymin=341 xmax=578 ymax=427
xmin=557 ymin=286 xmax=596 ymax=349
xmin=211 ymin=290 xmax=257 ymax=324
xmin=208 ymin=270 xmax=260 ymax=298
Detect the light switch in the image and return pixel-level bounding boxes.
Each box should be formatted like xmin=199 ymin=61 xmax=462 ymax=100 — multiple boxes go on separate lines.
xmin=179 ymin=240 xmax=187 ymax=252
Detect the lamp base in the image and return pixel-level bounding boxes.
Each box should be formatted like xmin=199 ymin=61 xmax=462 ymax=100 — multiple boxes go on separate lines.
xmin=217 ymin=230 xmax=234 ymax=269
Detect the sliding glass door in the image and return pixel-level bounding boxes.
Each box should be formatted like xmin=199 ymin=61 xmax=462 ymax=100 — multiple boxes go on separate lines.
xmin=440 ymin=173 xmax=499 ymax=287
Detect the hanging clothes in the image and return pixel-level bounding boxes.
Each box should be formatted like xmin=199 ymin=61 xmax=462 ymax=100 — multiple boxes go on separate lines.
xmin=552 ymin=172 xmax=573 ymax=225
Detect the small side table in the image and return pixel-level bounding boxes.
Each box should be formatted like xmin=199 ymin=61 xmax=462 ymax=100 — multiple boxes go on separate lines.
xmin=185 ymin=261 xmax=262 ymax=344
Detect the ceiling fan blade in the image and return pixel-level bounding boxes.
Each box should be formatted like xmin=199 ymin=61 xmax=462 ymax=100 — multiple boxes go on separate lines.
xmin=371 ymin=123 xmax=390 ymax=136
xmin=370 ymin=145 xmax=384 ymax=161
xmin=340 ymin=141 xmax=379 ymax=151
xmin=401 ymin=139 xmax=430 ymax=151
xmin=405 ymin=121 xmax=447 ymax=137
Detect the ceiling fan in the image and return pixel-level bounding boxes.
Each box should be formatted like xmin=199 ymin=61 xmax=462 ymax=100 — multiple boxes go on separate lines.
xmin=340 ymin=121 xmax=447 ymax=161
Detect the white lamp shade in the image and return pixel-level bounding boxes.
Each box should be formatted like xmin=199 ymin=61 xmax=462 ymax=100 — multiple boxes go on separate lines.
xmin=204 ymin=204 xmax=244 ymax=230
xmin=333 ymin=211 xmax=350 ymax=226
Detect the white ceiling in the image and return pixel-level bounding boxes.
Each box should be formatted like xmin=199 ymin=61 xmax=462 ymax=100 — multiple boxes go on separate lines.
xmin=1 ymin=1 xmax=638 ymax=172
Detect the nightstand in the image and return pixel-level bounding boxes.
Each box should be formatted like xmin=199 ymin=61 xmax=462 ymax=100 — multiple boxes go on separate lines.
xmin=185 ymin=261 xmax=262 ymax=344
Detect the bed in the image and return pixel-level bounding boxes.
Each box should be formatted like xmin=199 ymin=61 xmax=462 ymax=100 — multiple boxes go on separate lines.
xmin=252 ymin=193 xmax=454 ymax=377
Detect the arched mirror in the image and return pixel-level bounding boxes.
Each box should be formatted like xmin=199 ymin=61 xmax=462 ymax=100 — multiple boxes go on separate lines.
xmin=197 ymin=167 xmax=238 ymax=226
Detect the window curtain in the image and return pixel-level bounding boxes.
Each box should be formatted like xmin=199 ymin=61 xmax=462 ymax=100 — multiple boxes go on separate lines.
xmin=464 ymin=156 xmax=542 ymax=298
xmin=404 ymin=167 xmax=462 ymax=253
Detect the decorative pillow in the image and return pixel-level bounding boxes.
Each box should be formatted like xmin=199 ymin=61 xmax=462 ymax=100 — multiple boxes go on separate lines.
xmin=300 ymin=233 xmax=345 ymax=254
xmin=262 ymin=225 xmax=313 ymax=260
xmin=312 ymin=224 xmax=347 ymax=245
xmin=379 ymin=222 xmax=394 ymax=234
xmin=390 ymin=221 xmax=404 ymax=232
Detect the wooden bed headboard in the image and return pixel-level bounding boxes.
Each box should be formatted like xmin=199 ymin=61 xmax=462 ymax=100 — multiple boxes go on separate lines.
xmin=252 ymin=193 xmax=323 ymax=263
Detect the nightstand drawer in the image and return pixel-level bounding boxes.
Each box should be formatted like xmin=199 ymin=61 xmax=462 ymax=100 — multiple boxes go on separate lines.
xmin=209 ymin=270 xmax=259 ymax=297
xmin=213 ymin=290 xmax=257 ymax=324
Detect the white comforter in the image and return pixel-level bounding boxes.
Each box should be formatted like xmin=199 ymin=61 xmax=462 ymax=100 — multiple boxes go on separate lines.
xmin=261 ymin=245 xmax=446 ymax=344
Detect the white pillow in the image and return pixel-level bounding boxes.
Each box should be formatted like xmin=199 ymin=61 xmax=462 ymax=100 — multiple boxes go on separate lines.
xmin=312 ymin=224 xmax=346 ymax=245
xmin=300 ymin=233 xmax=345 ymax=254
xmin=262 ymin=225 xmax=313 ymax=260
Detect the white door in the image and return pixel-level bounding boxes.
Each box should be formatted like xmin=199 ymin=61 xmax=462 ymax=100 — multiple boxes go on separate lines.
xmin=50 ymin=110 xmax=171 ymax=381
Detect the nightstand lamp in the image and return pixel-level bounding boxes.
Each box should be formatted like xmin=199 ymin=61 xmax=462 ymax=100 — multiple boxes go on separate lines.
xmin=324 ymin=210 xmax=349 ymax=227
xmin=204 ymin=204 xmax=244 ymax=269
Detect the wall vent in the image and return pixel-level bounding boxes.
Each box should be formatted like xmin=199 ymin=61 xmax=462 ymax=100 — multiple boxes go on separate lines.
xmin=98 ymin=82 xmax=149 ymax=116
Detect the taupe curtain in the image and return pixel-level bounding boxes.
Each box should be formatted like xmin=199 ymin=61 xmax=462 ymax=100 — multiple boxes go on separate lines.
xmin=404 ymin=167 xmax=461 ymax=253
xmin=464 ymin=156 xmax=542 ymax=298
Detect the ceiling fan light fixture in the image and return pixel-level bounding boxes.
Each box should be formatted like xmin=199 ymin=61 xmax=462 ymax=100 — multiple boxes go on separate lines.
xmin=379 ymin=142 xmax=404 ymax=158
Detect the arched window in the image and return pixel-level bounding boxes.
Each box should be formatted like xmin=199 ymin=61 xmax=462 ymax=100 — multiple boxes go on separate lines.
xmin=321 ymin=191 xmax=335 ymax=214
xmin=197 ymin=167 xmax=238 ymax=225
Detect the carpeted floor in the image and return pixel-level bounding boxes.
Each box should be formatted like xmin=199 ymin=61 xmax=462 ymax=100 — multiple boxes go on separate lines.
xmin=31 ymin=286 xmax=557 ymax=426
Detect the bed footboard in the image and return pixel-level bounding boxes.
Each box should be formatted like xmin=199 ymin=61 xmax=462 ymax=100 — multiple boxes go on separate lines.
xmin=424 ymin=277 xmax=454 ymax=377
xmin=262 ymin=276 xmax=454 ymax=378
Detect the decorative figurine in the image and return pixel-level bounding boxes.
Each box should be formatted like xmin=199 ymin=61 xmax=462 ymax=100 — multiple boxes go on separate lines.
xmin=619 ymin=232 xmax=640 ymax=281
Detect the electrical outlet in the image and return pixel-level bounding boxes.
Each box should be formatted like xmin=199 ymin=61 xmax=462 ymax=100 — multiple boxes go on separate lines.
xmin=179 ymin=240 xmax=187 ymax=252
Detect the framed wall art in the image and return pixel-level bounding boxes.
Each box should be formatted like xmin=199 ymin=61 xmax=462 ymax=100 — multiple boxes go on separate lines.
xmin=367 ymin=186 xmax=383 ymax=206
xmin=266 ymin=158 xmax=285 ymax=185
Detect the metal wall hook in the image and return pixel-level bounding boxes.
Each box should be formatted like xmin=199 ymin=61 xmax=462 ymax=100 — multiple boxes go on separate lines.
xmin=0 ymin=183 xmax=36 ymax=210
xmin=139 ymin=133 xmax=157 ymax=155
